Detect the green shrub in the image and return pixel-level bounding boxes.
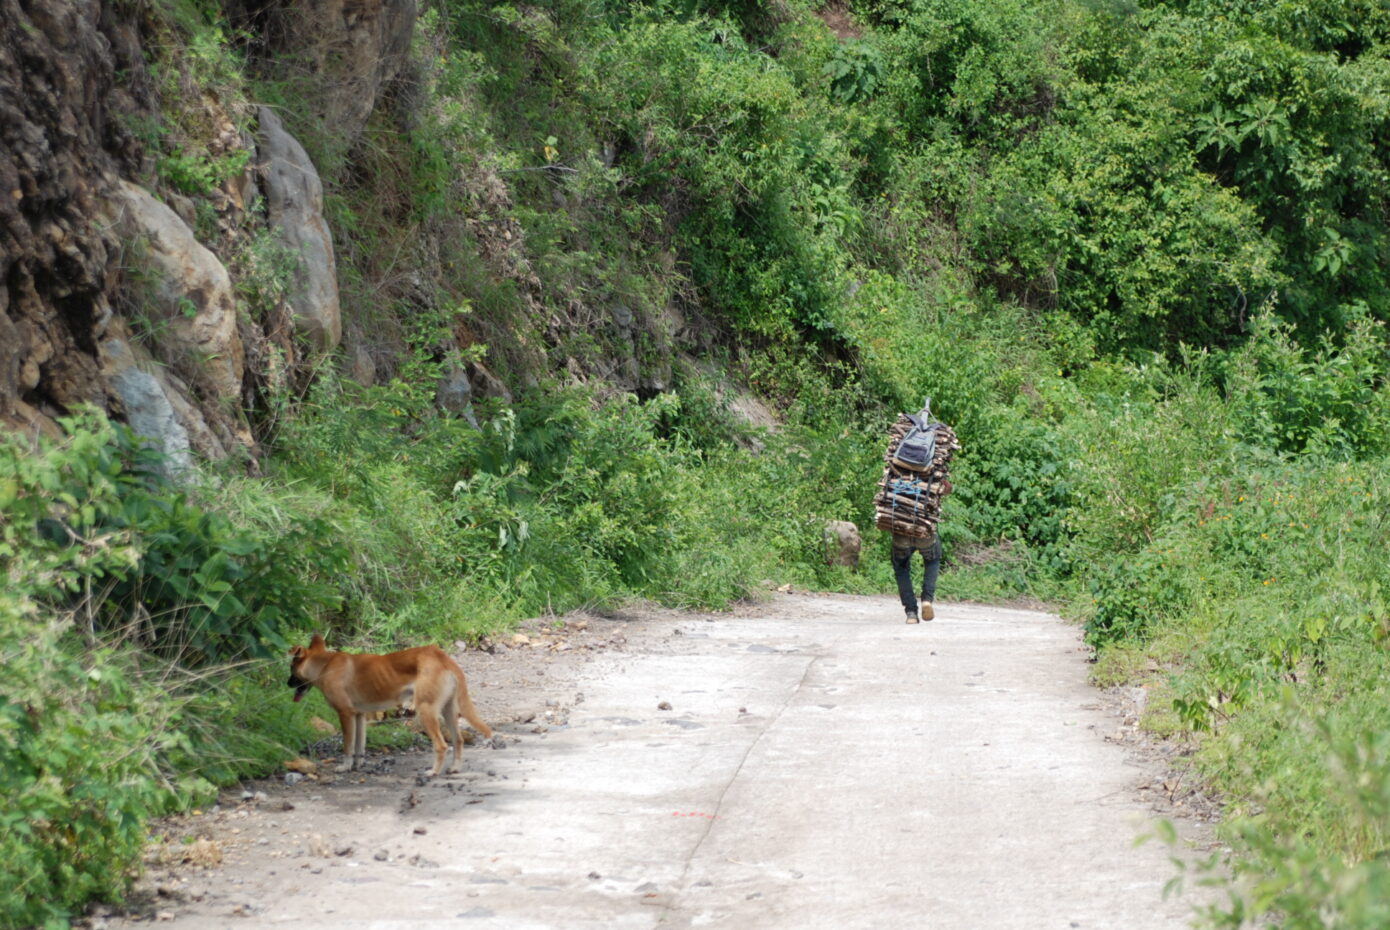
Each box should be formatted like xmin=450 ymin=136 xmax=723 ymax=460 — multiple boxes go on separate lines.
xmin=1221 ymin=309 xmax=1390 ymax=457
xmin=0 ymin=606 xmax=204 ymax=929
xmin=1 ymin=414 xmax=345 ymax=664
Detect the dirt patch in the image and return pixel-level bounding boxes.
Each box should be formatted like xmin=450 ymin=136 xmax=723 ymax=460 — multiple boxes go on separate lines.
xmin=816 ymin=2 xmax=863 ymax=40
xmin=1095 ymin=683 xmax=1224 ymax=830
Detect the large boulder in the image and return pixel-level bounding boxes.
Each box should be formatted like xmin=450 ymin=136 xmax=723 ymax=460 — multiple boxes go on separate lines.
xmin=257 ymin=107 xmax=342 ymax=352
xmin=101 ymin=323 xmax=238 ymax=476
xmin=100 ymin=180 xmax=245 ymax=408
xmin=823 ymin=520 xmax=862 ymax=569
xmin=100 ymin=333 xmax=195 ymax=482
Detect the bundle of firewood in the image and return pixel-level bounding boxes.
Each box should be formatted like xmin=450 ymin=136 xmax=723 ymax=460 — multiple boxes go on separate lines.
xmin=874 ymin=414 xmax=960 ymax=538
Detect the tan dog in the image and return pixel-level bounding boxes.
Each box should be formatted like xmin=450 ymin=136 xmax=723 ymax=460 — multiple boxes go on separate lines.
xmin=287 ymin=634 xmax=492 ymax=776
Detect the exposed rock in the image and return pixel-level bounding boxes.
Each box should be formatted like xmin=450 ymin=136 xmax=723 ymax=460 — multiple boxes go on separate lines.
xmin=100 ymin=180 xmax=245 ymax=408
xmin=823 ymin=520 xmax=861 ymax=569
xmin=104 ymin=355 xmax=194 ymax=482
xmin=468 ymin=360 xmax=512 ymax=404
xmin=225 ymin=0 xmax=418 ymax=145
xmin=257 ymin=107 xmax=342 ymax=352
xmin=0 ymin=0 xmax=151 ymax=432
xmin=100 ymin=326 xmax=229 ymax=477
xmin=435 ymin=355 xmax=480 ymax=427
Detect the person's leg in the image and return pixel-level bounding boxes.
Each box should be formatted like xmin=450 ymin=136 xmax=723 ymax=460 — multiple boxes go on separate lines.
xmin=891 ymin=544 xmax=918 ymax=619
xmin=918 ymin=536 xmax=941 ymax=620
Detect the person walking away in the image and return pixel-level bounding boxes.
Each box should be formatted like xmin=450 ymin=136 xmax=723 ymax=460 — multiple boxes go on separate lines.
xmin=873 ymin=398 xmax=959 ymax=624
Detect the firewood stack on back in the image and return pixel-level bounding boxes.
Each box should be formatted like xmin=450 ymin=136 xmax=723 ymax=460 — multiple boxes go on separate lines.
xmin=874 ymin=413 xmax=960 ymax=538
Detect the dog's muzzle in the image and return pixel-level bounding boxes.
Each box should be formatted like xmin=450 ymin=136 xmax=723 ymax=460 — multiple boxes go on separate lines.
xmin=287 ymin=672 xmax=312 ymax=702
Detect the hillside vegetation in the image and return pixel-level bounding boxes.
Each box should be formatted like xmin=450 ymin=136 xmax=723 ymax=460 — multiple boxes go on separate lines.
xmin=4 ymin=0 xmax=1390 ymax=926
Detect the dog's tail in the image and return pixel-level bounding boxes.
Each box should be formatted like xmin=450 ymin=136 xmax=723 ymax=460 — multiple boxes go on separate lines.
xmin=450 ymin=658 xmax=493 ymax=740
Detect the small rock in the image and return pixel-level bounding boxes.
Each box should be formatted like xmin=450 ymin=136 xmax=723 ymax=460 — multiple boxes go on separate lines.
xmin=285 ymin=773 xmax=304 ymax=786
xmin=285 ymin=758 xmax=318 ymax=775
xmin=333 ymin=844 xmax=354 ymax=857
xmin=588 ymin=871 xmax=602 ymax=880
xmin=657 ymin=702 xmax=672 ymax=711
xmin=413 ymin=826 xmax=428 ymax=835
xmin=374 ymin=850 xmax=389 ymax=862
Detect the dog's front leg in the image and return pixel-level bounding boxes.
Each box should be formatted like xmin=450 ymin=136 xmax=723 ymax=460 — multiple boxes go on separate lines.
xmin=336 ymin=710 xmax=359 ymax=772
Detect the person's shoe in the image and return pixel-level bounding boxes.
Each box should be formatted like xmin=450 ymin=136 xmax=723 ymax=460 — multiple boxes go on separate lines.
xmin=920 ymin=602 xmax=935 ymax=622
xmin=905 ymin=610 xmax=920 ymax=624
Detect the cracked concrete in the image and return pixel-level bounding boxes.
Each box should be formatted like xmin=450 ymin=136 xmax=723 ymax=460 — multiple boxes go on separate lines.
xmin=111 ymin=593 xmax=1213 ymax=929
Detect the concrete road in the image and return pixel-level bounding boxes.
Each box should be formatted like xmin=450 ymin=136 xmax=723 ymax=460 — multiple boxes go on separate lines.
xmin=145 ymin=595 xmax=1209 ymax=929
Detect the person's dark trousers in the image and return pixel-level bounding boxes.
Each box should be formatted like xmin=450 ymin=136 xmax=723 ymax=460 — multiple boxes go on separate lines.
xmin=891 ymin=535 xmax=941 ymax=616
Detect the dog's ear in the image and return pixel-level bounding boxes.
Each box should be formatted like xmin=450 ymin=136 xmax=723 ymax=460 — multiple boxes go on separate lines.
xmin=309 ymin=633 xmax=326 ymax=649
xmin=289 ymin=644 xmax=305 ymax=659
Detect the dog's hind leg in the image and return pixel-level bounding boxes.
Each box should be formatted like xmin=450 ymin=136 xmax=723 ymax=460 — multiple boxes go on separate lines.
xmin=440 ymin=695 xmax=462 ymax=774
xmin=353 ymin=712 xmax=368 ymax=769
xmin=417 ymin=702 xmax=449 ymax=776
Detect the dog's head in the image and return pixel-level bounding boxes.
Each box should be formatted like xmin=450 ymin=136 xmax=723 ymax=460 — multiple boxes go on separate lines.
xmin=286 ymin=633 xmax=326 ymax=702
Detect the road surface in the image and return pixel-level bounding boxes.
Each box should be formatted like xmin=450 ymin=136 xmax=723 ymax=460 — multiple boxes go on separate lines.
xmin=122 ymin=594 xmax=1211 ymax=929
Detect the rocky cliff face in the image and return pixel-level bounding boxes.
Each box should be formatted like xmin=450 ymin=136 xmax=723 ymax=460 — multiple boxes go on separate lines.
xmin=2 ymin=0 xmax=732 ymax=470
xmin=1 ymin=0 xmax=147 ymax=439
xmin=0 ymin=0 xmax=413 ymax=470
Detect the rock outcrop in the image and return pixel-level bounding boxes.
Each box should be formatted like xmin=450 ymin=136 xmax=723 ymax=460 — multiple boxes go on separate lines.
xmin=0 ymin=0 xmax=148 ymax=436
xmin=0 ymin=0 xmax=392 ymax=465
xmin=258 ymin=107 xmax=342 ymax=352
xmin=100 ymin=180 xmax=246 ymax=408
xmin=224 ymin=0 xmax=419 ymax=145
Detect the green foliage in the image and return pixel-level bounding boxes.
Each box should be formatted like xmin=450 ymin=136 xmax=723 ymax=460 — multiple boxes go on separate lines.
xmin=1191 ymin=699 xmax=1390 ymax=930
xmin=823 ymin=40 xmax=885 ymax=104
xmin=158 ymin=147 xmax=251 ymax=196
xmin=1221 ymin=308 xmax=1390 ymax=456
xmin=0 ymin=610 xmax=202 ymax=930
xmin=0 ymin=418 xmax=225 ymax=927
xmin=232 ymin=225 xmax=303 ymax=322
xmin=1 ymin=414 xmax=344 ymax=664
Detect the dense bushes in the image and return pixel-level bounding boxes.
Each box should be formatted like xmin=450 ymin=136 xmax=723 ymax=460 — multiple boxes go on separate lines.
xmin=0 ymin=419 xmax=214 ymax=927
